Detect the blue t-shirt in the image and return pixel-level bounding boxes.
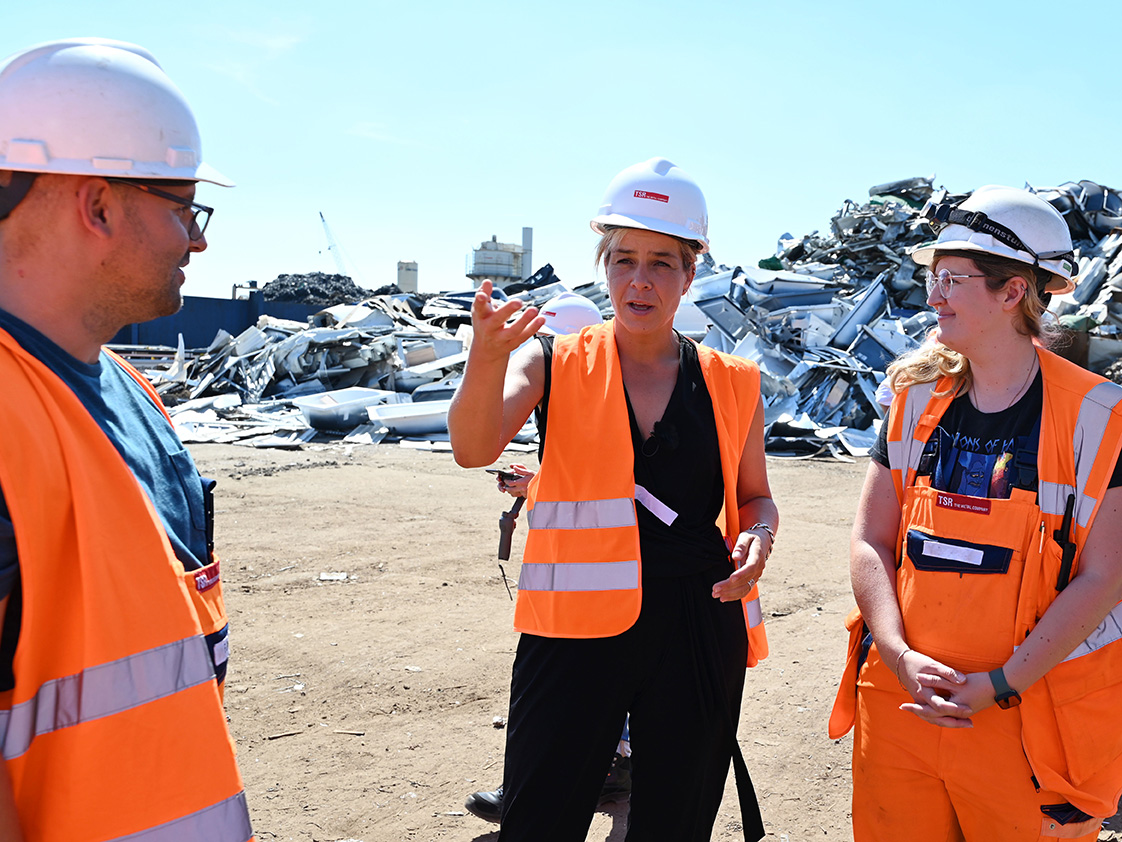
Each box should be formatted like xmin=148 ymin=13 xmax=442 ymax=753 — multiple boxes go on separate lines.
xmin=0 ymin=308 xmax=210 ymax=600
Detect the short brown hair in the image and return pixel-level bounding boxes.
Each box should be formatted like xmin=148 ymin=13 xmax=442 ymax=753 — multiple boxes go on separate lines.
xmin=593 ymin=226 xmax=701 ymax=272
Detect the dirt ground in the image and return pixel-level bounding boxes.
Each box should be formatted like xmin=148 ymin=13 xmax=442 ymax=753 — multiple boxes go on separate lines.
xmin=196 ymin=442 xmax=1122 ymax=842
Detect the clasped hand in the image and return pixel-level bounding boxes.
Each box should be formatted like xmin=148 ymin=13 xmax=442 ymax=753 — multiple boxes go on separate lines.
xmin=896 ymin=650 xmax=998 ymax=728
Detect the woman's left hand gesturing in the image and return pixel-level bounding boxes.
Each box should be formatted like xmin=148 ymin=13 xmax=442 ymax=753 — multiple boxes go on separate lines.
xmin=712 ymin=527 xmax=770 ymax=602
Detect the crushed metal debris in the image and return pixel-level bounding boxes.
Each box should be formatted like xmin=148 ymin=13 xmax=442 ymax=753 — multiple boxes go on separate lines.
xmin=126 ymin=179 xmax=1122 ymax=459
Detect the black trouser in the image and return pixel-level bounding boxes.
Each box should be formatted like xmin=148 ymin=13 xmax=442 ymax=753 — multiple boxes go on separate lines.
xmin=499 ymin=564 xmax=749 ymax=842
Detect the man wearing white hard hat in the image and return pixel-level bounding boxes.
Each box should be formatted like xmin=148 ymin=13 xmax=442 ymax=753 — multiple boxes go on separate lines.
xmin=830 ymin=185 xmax=1122 ymax=840
xmin=0 ymin=39 xmax=251 ymax=840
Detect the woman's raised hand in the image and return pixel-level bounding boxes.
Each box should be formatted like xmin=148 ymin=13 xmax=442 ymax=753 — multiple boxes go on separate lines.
xmin=470 ymin=280 xmax=545 ymax=359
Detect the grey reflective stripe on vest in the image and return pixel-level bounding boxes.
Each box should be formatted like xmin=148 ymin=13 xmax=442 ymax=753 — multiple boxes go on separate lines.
xmin=114 ymin=791 xmax=252 ymax=842
xmin=0 ymin=635 xmax=214 ymax=760
xmin=524 ymin=498 xmax=639 ymax=591
xmin=528 ymin=497 xmax=636 ymax=530
xmin=1040 ymin=380 xmax=1122 ymax=528
xmin=885 ymin=381 xmax=938 ymax=477
xmin=519 ymin=559 xmax=639 ymax=592
xmin=744 ymin=596 xmax=763 ymax=629
xmin=1065 ymin=601 xmax=1122 ymax=663
xmin=527 ymin=498 xmax=637 ymax=529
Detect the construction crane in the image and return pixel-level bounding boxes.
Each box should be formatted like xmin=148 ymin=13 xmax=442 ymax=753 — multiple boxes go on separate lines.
xmin=319 ymin=211 xmax=351 ymax=278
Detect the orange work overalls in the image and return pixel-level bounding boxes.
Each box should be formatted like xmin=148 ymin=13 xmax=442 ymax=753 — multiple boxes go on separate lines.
xmin=831 ymin=349 xmax=1122 ymax=840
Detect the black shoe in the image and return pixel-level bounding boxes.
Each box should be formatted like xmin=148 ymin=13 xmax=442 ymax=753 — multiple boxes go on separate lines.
xmin=464 ymin=785 xmax=503 ymax=824
xmin=465 ymin=755 xmax=632 ymax=825
xmin=598 ymin=753 xmax=632 ymax=805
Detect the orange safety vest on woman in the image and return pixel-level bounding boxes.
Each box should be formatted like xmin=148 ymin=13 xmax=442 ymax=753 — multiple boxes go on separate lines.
xmin=829 ymin=347 xmax=1122 ymax=817
xmin=0 ymin=330 xmax=253 ymax=842
xmin=514 ymin=322 xmax=769 ymax=666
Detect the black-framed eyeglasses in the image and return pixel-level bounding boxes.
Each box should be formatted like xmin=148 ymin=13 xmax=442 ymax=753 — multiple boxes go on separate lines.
xmin=925 ymin=268 xmax=987 ymax=298
xmin=106 ymin=179 xmax=213 ymax=241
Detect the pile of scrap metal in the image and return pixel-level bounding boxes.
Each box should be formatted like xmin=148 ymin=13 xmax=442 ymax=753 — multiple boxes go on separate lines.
xmin=143 ymin=176 xmax=1122 ymax=457
xmin=690 ymin=176 xmax=1122 ymax=459
xmin=157 ymin=294 xmax=472 ymax=449
xmin=689 ymin=176 xmax=944 ymax=459
xmin=153 ymin=279 xmax=571 ymax=450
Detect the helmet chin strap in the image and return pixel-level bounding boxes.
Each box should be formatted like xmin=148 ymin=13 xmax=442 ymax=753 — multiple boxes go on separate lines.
xmin=924 ymin=199 xmax=1071 ymax=298
xmin=0 ymin=171 xmax=39 ymax=221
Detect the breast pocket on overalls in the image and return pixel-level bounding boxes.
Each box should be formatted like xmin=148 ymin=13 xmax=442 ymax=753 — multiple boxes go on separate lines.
xmin=897 ymin=485 xmax=1039 ymax=672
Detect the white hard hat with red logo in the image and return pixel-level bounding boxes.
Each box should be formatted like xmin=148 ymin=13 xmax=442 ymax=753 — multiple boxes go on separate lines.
xmin=590 ymin=157 xmax=709 ymax=253
xmin=538 ymin=292 xmax=603 ymax=336
xmin=0 ymin=38 xmax=231 ymax=186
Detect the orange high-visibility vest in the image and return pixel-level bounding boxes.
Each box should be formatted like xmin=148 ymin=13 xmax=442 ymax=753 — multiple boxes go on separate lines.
xmin=830 ymin=348 xmax=1122 ymax=816
xmin=0 ymin=329 xmax=253 ymax=842
xmin=515 ymin=323 xmax=769 ymax=666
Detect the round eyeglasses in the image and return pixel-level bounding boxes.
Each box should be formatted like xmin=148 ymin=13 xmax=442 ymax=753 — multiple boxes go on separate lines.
xmin=925 ymin=268 xmax=987 ymax=298
xmin=107 ymin=179 xmax=213 ymax=241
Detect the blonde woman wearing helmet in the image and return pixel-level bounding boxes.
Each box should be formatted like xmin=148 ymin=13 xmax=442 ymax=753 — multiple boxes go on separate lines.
xmin=830 ymin=185 xmax=1122 ymax=840
xmin=450 ymin=158 xmax=777 ymax=842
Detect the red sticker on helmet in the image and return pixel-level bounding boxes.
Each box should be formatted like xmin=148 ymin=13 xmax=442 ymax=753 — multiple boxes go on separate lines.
xmin=634 ymin=190 xmax=669 ymax=203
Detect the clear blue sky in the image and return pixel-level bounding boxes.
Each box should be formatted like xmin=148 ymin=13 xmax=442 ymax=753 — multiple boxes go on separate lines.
xmin=4 ymin=1 xmax=1119 ymax=299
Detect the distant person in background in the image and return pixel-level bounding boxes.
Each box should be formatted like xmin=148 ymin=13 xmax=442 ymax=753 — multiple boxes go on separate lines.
xmin=830 ymin=186 xmax=1122 ymax=841
xmin=450 ymin=158 xmax=777 ymax=842
xmin=462 ymin=291 xmax=635 ymax=825
xmin=0 ymin=39 xmax=251 ymax=840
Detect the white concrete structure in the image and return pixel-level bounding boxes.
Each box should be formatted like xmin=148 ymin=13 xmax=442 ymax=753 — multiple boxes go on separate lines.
xmin=465 ymin=228 xmax=533 ymax=288
xmin=397 ymin=260 xmax=418 ymax=293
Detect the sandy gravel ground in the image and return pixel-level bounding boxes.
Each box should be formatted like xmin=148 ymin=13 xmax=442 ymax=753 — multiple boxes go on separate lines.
xmin=192 ymin=443 xmax=1122 ymax=842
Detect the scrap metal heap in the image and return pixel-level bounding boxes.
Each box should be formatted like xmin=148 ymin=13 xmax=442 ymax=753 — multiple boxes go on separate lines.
xmin=149 ymin=178 xmax=1122 ymax=457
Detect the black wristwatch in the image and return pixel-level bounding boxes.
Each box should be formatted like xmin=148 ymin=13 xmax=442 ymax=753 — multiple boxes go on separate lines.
xmin=989 ymin=667 xmax=1022 ymax=709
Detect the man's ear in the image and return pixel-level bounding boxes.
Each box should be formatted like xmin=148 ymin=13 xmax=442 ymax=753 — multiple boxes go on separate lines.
xmin=74 ymin=178 xmax=118 ymax=239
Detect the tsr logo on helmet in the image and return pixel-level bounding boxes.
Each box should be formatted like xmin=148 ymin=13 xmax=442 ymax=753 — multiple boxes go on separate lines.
xmin=634 ymin=190 xmax=669 ymax=203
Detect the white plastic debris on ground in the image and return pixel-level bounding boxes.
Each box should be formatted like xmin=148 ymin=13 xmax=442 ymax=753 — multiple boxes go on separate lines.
xmin=125 ymin=177 xmax=1122 ymax=456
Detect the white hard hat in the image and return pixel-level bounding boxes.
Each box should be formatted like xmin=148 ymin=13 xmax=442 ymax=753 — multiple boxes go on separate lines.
xmin=911 ymin=185 xmax=1075 ymax=295
xmin=590 ymin=157 xmax=709 ymax=253
xmin=538 ymin=292 xmax=603 ymax=336
xmin=0 ymin=38 xmax=231 ymax=186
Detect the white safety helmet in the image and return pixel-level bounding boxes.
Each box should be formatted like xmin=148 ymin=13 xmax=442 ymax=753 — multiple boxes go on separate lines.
xmin=538 ymin=292 xmax=603 ymax=336
xmin=590 ymin=157 xmax=709 ymax=253
xmin=0 ymin=38 xmax=231 ymax=186
xmin=911 ymin=185 xmax=1075 ymax=295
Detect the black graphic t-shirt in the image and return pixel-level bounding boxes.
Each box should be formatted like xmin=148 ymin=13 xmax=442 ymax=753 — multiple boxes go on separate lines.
xmin=871 ymin=371 xmax=1122 ymax=498
xmin=925 ymin=374 xmax=1042 ymax=498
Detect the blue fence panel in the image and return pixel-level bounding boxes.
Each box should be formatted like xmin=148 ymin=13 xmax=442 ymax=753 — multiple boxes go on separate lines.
xmin=109 ymin=293 xmax=320 ymax=349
